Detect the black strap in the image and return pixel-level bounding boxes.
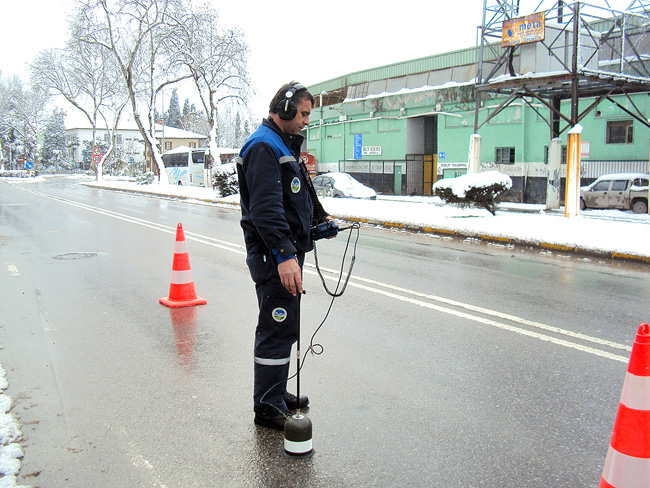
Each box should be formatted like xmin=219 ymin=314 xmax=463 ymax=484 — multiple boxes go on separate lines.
xmin=298 ymin=159 xmax=328 ymax=224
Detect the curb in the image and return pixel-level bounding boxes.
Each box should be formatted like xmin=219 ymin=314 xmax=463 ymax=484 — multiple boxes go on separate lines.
xmin=337 ymin=215 xmax=650 ymax=265
xmin=84 ymin=184 xmax=650 ymax=266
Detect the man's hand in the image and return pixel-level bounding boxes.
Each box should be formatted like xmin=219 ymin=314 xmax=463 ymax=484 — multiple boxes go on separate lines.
xmin=325 ymin=215 xmax=336 ymax=239
xmin=277 ymin=258 xmax=303 ymax=296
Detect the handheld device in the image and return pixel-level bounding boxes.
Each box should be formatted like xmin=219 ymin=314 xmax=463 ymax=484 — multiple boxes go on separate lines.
xmin=311 ymin=219 xmax=339 ymax=241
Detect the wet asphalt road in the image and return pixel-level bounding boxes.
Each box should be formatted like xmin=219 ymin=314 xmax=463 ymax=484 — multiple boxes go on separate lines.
xmin=1 ymin=177 xmax=649 ymax=487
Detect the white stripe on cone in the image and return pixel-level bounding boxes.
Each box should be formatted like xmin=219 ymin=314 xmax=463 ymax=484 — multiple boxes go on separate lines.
xmin=620 ymin=373 xmax=650 ymax=410
xmin=174 ymin=241 xmax=188 ymax=254
xmin=170 ymin=269 xmax=194 ymax=284
xmin=602 ymin=445 xmax=650 ymax=488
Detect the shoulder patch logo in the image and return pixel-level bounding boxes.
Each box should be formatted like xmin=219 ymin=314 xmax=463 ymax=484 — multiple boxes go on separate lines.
xmin=272 ymin=307 xmax=287 ymax=322
xmin=291 ymin=177 xmax=301 ymax=193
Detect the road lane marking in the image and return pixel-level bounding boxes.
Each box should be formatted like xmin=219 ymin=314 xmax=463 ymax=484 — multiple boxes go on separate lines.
xmin=315 ymin=271 xmax=629 ymax=363
xmin=23 ymin=188 xmax=631 ymax=363
xmin=7 ymin=264 xmax=19 ymax=276
xmin=313 ymin=265 xmax=632 ymax=352
xmin=25 ymin=189 xmax=245 ymax=254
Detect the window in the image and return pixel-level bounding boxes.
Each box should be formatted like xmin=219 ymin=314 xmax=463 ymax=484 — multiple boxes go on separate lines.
xmin=161 ymin=153 xmax=188 ymax=167
xmin=544 ymin=145 xmax=567 ymax=164
xmin=611 ymin=180 xmax=628 ymax=191
xmin=593 ymin=180 xmax=611 ymax=191
xmin=606 ymin=120 xmax=633 ymax=144
xmin=189 ymin=142 xmax=196 ymax=148
xmin=191 ymin=151 xmax=205 ymax=164
xmin=495 ymin=147 xmax=515 ymax=164
xmin=633 ymin=177 xmax=649 ymax=187
xmin=165 ymin=141 xmax=172 ymax=150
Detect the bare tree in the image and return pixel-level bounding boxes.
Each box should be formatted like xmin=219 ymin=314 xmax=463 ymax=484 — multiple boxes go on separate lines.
xmin=173 ymin=3 xmax=250 ymax=169
xmin=31 ymin=37 xmax=127 ymax=180
xmin=73 ymin=0 xmax=192 ymax=184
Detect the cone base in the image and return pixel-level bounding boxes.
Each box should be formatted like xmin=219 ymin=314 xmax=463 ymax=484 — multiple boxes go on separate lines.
xmin=159 ymin=296 xmax=207 ymax=308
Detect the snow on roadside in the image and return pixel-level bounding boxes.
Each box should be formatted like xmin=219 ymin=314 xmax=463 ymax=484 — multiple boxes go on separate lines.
xmin=5 ymin=174 xmax=650 ymax=259
xmin=432 ymin=170 xmax=513 ymax=198
xmin=0 ymin=367 xmax=29 ymax=488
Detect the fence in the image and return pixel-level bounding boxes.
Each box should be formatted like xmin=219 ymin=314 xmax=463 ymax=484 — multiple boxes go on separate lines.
xmin=337 ymin=160 xmax=407 ymax=195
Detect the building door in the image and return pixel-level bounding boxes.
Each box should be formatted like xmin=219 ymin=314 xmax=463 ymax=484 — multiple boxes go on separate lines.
xmin=405 ymin=115 xmax=438 ymax=196
xmin=423 ymin=116 xmax=438 ymax=195
xmin=423 ymin=154 xmax=437 ymax=196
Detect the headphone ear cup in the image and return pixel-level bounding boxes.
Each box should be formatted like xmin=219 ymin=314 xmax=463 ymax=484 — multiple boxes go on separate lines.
xmin=277 ymin=98 xmax=297 ymax=120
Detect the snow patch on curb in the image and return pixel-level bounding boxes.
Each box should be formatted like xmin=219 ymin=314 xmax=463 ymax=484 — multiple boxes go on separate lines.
xmin=0 ymin=366 xmax=30 ymax=487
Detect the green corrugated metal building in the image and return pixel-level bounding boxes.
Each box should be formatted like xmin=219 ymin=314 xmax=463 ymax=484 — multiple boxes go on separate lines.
xmin=305 ymin=42 xmax=650 ymax=201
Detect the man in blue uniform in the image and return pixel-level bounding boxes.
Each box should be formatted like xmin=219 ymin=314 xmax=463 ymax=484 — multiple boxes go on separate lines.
xmin=237 ymin=82 xmax=329 ymax=430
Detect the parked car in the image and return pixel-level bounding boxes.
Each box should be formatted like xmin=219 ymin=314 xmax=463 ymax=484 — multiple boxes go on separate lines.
xmin=312 ymin=172 xmax=377 ymax=199
xmin=580 ymin=173 xmax=648 ymax=214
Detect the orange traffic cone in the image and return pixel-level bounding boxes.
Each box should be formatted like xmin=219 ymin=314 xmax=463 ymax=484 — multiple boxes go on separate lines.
xmin=159 ymin=223 xmax=207 ymax=308
xmin=599 ymin=323 xmax=650 ymax=488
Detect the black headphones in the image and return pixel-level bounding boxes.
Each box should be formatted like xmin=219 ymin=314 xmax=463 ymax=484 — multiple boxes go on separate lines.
xmin=276 ymin=83 xmax=306 ymax=120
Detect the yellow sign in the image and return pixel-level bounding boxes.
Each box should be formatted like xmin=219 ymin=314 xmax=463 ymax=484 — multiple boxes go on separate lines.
xmin=502 ymin=12 xmax=545 ymax=47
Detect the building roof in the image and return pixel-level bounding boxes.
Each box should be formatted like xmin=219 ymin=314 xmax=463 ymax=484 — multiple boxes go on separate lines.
xmin=153 ymin=124 xmax=206 ymax=139
xmin=307 ymin=44 xmax=485 ymax=100
xmin=65 ymin=120 xmax=206 ymax=139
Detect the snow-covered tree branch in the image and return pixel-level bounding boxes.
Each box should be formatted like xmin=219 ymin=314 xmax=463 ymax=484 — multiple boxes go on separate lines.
xmin=173 ymin=3 xmax=251 ymax=165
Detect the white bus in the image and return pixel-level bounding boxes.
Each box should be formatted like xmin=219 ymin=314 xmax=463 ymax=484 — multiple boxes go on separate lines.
xmin=162 ymin=146 xmax=209 ymax=186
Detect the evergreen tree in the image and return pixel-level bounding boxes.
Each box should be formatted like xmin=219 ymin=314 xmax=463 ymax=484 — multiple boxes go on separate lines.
xmin=234 ymin=112 xmax=241 ymax=147
xmin=166 ymin=89 xmax=182 ymax=128
xmin=42 ymin=108 xmax=67 ymax=165
xmin=182 ymin=98 xmax=191 ymax=118
xmin=243 ymin=120 xmax=251 ymax=145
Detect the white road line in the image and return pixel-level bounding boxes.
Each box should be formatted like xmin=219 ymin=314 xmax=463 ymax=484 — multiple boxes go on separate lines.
xmin=23 ymin=188 xmax=630 ymax=363
xmin=317 ymin=272 xmax=629 ymax=363
xmin=313 ymin=264 xmax=632 ymax=352
xmin=7 ymin=264 xmax=19 ymax=276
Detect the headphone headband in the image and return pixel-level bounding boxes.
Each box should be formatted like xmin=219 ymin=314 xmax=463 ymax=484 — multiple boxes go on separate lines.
xmin=285 ymin=83 xmax=306 ymax=99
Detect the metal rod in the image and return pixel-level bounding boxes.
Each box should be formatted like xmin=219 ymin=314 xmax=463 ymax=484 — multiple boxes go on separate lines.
xmin=296 ymin=294 xmax=301 ymax=409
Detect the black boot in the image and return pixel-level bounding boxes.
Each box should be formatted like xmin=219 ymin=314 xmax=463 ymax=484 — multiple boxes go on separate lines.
xmin=284 ymin=392 xmax=309 ymax=410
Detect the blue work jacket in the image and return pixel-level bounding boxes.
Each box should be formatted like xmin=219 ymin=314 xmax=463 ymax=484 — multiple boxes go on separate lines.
xmin=237 ymin=118 xmax=313 ymax=261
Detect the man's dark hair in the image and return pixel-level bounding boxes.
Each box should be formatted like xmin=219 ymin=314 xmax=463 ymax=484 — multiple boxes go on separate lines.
xmin=269 ymin=81 xmax=314 ymax=115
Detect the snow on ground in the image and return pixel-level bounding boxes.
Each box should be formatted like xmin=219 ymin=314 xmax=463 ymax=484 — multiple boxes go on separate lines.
xmin=5 ymin=174 xmax=650 ymax=259
xmin=0 ymin=367 xmax=28 ymax=488
xmin=73 ymin=175 xmax=650 ymax=259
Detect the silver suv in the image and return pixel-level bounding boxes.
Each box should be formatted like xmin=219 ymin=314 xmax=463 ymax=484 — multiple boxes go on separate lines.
xmin=580 ymin=173 xmax=649 ymax=214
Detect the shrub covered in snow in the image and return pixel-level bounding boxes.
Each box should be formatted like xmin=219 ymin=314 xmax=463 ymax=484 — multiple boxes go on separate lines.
xmin=136 ymin=172 xmax=156 ymax=185
xmin=212 ymin=162 xmax=239 ymax=197
xmin=433 ymin=171 xmax=512 ymax=215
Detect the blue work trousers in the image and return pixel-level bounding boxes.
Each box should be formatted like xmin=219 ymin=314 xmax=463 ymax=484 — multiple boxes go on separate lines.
xmin=246 ymin=252 xmax=304 ymax=415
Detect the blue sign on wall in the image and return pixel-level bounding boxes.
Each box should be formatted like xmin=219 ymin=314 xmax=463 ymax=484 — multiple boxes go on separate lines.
xmin=354 ymin=134 xmax=362 ymax=160
xmin=438 ymin=152 xmax=446 ymax=159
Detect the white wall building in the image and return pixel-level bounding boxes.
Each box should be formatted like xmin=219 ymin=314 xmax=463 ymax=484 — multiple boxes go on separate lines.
xmin=65 ymin=121 xmax=207 ymax=165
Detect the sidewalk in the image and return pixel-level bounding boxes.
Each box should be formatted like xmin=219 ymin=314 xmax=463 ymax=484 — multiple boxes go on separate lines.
xmin=71 ymin=176 xmax=650 ymax=265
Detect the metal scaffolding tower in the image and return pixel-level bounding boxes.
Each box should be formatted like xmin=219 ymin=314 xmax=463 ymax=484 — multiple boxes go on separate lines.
xmin=474 ymin=0 xmax=650 ymax=137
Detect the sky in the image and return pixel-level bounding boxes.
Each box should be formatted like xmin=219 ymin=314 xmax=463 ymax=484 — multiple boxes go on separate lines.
xmin=0 ymin=0 xmax=640 ymax=124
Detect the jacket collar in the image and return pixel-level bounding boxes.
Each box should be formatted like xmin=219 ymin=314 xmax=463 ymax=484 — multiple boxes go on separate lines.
xmin=263 ymin=117 xmax=304 ymax=153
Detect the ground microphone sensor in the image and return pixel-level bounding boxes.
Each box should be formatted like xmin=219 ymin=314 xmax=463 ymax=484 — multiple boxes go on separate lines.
xmin=284 ymin=414 xmax=314 ymax=458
